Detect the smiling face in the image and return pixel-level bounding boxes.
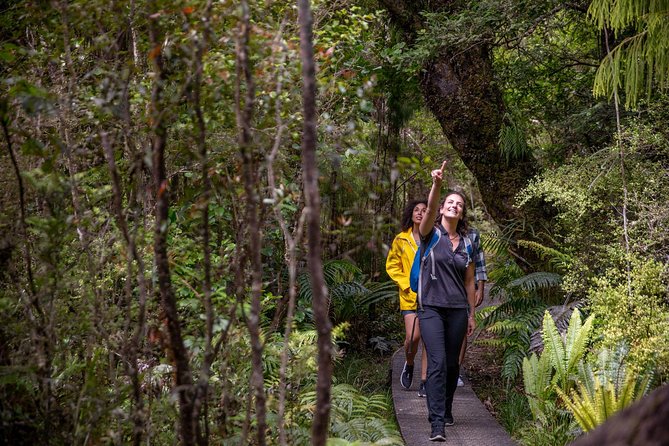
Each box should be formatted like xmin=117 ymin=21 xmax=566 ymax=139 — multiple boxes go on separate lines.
xmin=412 ymin=203 xmax=427 ymax=226
xmin=440 ymin=193 xmax=465 ymax=221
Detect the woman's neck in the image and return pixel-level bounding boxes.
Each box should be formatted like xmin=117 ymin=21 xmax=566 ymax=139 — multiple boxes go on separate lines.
xmin=412 ymin=224 xmax=421 ymax=238
xmin=440 ymin=217 xmax=459 ymax=236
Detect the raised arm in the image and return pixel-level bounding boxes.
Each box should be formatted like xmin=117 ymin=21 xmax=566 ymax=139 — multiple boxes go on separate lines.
xmin=420 ymin=161 xmax=447 ymax=237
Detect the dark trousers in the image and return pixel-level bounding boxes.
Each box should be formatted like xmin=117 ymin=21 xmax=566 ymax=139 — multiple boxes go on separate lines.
xmin=418 ymin=305 xmax=468 ymax=427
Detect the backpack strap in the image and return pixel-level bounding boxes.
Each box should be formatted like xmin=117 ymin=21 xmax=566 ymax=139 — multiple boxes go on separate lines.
xmin=409 ymin=228 xmax=441 ymax=309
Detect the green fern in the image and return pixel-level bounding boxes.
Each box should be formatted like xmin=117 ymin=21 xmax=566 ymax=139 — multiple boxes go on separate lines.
xmin=296 ymin=260 xmax=396 ymax=325
xmin=557 ymin=370 xmax=651 ymax=432
xmin=522 ymin=351 xmax=553 ymax=419
xmin=508 ymin=272 xmax=563 ymax=292
xmin=300 ymin=384 xmax=403 ymax=445
xmin=479 ymin=293 xmax=545 ymax=380
xmin=517 ymin=240 xmax=573 ymax=272
xmin=481 ymin=229 xmax=514 ymax=258
xmin=498 ymin=114 xmax=531 ymax=164
xmin=589 ymin=0 xmax=669 ymax=108
xmin=542 ymin=309 xmax=594 ymax=393
xmin=357 ymin=281 xmax=397 ymax=308
xmin=522 ymin=309 xmax=596 ymax=424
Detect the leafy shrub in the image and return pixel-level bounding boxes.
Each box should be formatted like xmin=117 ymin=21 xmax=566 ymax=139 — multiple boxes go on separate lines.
xmin=588 ymin=258 xmax=669 ymax=377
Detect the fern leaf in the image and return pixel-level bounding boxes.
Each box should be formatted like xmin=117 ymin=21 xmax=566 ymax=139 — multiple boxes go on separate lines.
xmin=542 ymin=311 xmax=567 ymax=384
xmin=566 ymin=313 xmax=595 ymax=379
xmin=517 ymin=240 xmax=573 ymax=270
xmin=508 ymin=272 xmax=562 ymax=291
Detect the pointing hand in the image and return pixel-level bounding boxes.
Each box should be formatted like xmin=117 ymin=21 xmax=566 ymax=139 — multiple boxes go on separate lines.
xmin=431 ymin=160 xmax=447 ymax=183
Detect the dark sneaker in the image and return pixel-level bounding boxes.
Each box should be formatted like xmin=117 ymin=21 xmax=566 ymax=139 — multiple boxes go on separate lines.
xmin=418 ymin=381 xmax=427 ymax=398
xmin=445 ymin=414 xmax=454 ymax=426
xmin=400 ymin=362 xmax=414 ymax=389
xmin=429 ymin=426 xmax=446 ymax=441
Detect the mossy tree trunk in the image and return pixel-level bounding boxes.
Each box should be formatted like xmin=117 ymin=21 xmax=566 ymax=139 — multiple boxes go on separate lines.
xmin=380 ymin=0 xmax=541 ymax=237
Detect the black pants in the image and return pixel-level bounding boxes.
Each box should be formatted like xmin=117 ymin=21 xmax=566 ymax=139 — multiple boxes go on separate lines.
xmin=418 ymin=305 xmax=468 ymax=428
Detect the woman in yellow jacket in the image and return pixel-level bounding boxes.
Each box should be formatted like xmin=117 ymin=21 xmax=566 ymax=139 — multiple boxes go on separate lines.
xmin=386 ymin=199 xmax=429 ymax=396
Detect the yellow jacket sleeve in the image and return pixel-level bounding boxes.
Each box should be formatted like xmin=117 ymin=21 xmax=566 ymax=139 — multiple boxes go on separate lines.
xmin=386 ymin=236 xmax=410 ymax=292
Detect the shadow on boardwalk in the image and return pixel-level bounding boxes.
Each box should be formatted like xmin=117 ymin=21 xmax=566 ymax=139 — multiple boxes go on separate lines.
xmin=392 ymin=346 xmax=517 ymax=446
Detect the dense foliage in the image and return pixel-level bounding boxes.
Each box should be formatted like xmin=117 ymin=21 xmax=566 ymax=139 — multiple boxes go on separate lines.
xmin=1 ymin=0 xmax=668 ymax=445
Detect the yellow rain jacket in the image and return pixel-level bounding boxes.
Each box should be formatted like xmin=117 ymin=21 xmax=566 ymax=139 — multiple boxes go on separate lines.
xmin=386 ymin=227 xmax=419 ymax=311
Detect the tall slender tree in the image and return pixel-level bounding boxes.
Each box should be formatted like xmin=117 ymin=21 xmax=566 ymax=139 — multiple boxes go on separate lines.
xmin=236 ymin=1 xmax=268 ymax=444
xmin=297 ymin=1 xmax=333 ymax=444
xmin=147 ymin=5 xmax=195 ymax=444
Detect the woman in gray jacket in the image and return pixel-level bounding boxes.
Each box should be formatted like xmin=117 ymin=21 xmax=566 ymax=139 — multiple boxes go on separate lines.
xmin=416 ymin=161 xmax=476 ymax=442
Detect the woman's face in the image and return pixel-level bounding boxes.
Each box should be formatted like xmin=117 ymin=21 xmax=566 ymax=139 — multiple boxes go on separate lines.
xmin=412 ymin=203 xmax=427 ymax=225
xmin=441 ymin=194 xmax=464 ymax=220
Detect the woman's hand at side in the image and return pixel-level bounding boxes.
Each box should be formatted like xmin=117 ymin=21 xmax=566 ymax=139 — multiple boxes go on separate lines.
xmin=467 ymin=313 xmax=476 ymax=336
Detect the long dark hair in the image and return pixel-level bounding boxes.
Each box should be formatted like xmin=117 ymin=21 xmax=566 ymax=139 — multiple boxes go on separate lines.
xmin=401 ymin=199 xmax=428 ymax=231
xmin=439 ymin=190 xmax=469 ymax=236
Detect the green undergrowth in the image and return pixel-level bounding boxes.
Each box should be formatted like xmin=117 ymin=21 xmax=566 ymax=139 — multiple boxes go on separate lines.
xmin=330 ymin=348 xmax=402 ymax=445
xmin=467 ymin=330 xmax=533 ymax=440
xmin=334 ymin=352 xmax=393 ymax=396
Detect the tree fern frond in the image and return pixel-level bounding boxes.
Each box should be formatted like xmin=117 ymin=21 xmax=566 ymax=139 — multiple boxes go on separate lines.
xmin=322 ymin=259 xmax=363 ymax=285
xmin=589 ymin=0 xmax=669 ymax=108
xmin=501 ymin=347 xmax=526 ymax=380
xmin=327 ymin=383 xmax=403 ymax=445
xmin=477 ymin=337 xmax=508 ymax=348
xmin=480 ymin=231 xmax=510 ymax=257
xmin=517 ymin=240 xmax=573 ymax=271
xmin=358 ymin=281 xmax=397 ymax=308
xmin=329 ymin=282 xmax=368 ymax=305
xmin=487 ymin=260 xmax=525 ymax=289
xmin=508 ymin=272 xmax=562 ymax=291
xmin=481 ymin=297 xmax=543 ymax=326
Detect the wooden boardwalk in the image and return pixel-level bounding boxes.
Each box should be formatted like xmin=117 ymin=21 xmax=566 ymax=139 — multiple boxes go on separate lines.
xmin=392 ymin=346 xmax=517 ymax=446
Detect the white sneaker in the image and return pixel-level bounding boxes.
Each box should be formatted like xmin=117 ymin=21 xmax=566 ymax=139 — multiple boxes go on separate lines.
xmin=457 ymin=376 xmax=464 ymax=387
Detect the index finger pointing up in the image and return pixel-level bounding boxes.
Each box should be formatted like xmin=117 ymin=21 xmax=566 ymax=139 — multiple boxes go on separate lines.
xmin=440 ymin=160 xmax=447 ymax=172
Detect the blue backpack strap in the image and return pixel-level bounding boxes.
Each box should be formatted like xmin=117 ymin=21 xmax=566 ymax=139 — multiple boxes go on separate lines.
xmin=409 ymin=229 xmax=440 ymax=292
xmin=409 ymin=247 xmax=421 ymax=292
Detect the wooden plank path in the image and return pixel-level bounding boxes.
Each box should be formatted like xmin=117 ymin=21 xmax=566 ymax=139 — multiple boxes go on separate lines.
xmin=392 ymin=346 xmax=517 ymax=446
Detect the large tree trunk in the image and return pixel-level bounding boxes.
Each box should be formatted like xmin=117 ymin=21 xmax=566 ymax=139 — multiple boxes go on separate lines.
xmin=421 ymin=46 xmax=538 ymax=226
xmin=381 ymin=1 xmax=541 ymax=235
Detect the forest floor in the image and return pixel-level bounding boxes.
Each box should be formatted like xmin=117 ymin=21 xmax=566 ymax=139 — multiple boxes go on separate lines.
xmin=465 ymin=329 xmax=525 ymax=437
xmin=466 ymin=330 xmax=506 ymax=414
